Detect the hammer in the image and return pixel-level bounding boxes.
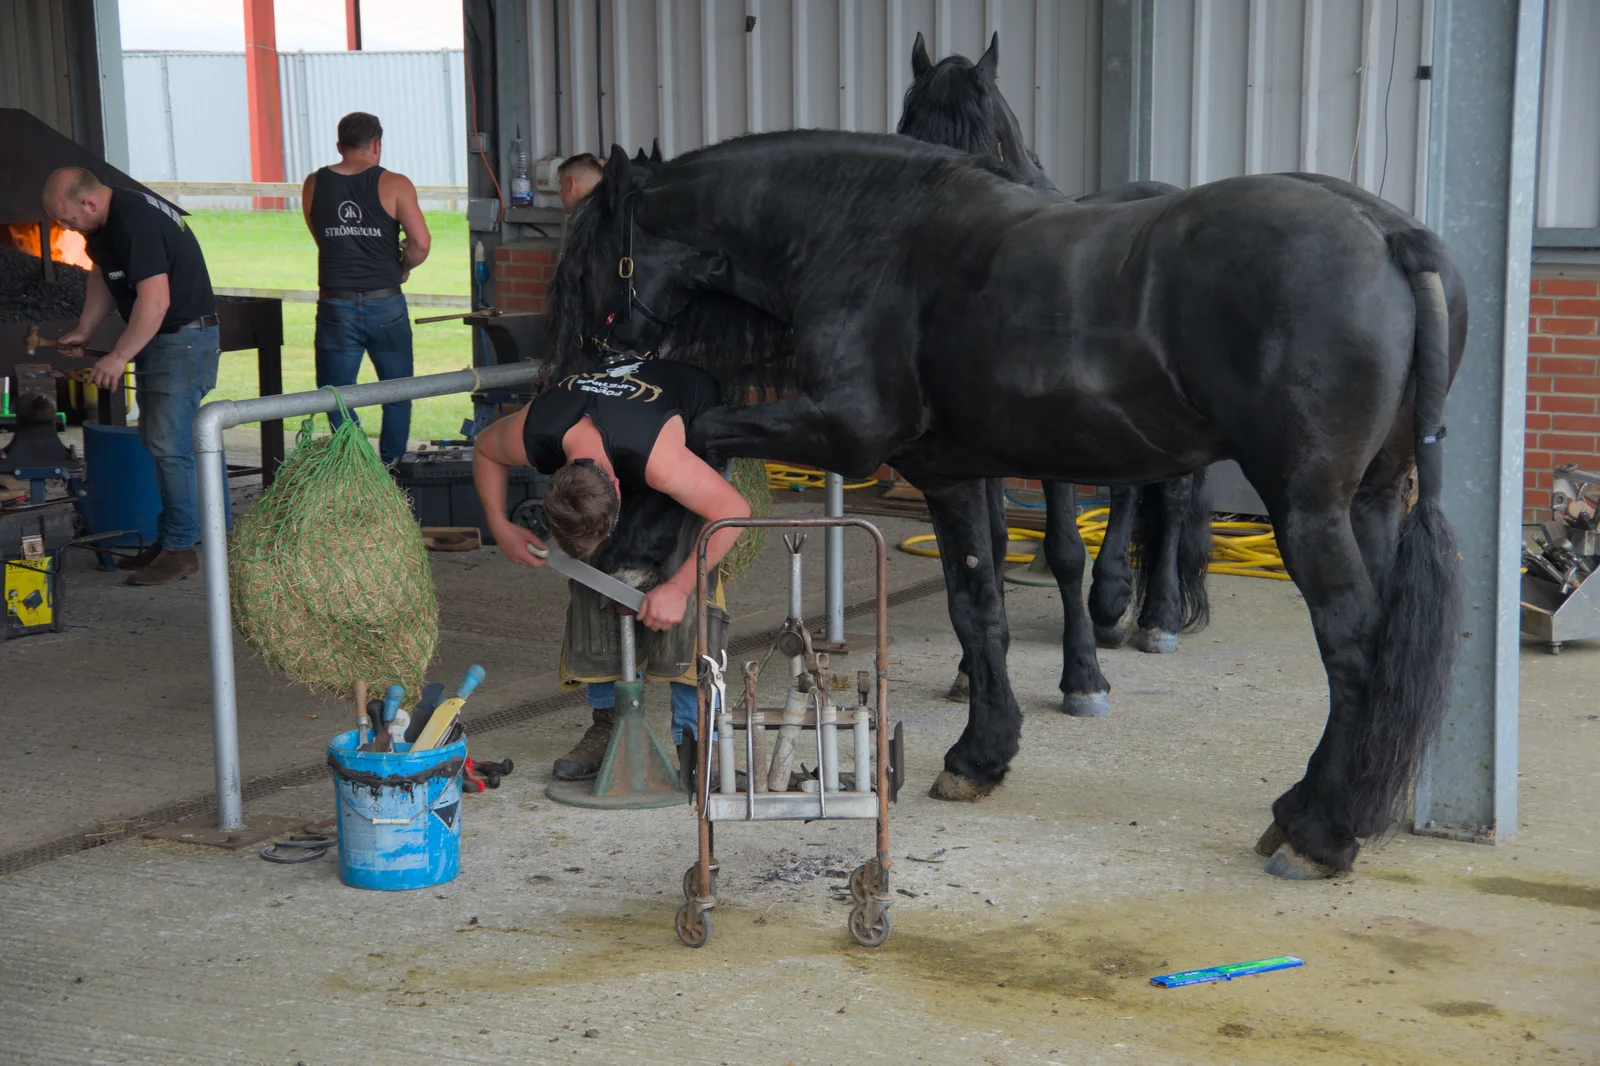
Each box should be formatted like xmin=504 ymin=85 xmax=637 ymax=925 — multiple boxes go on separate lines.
xmin=414 ymin=306 xmax=503 ymax=325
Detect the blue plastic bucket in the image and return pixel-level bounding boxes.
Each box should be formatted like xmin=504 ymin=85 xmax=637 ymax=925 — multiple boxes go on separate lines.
xmin=327 ymin=729 xmax=466 ymax=891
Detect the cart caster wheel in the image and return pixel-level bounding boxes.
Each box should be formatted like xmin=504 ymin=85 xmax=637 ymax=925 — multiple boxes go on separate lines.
xmin=683 ymin=864 xmax=719 ymax=902
xmin=675 ymin=903 xmax=712 ymax=948
xmin=848 ymin=902 xmax=892 ymax=947
xmin=848 ymin=859 xmax=884 ymax=905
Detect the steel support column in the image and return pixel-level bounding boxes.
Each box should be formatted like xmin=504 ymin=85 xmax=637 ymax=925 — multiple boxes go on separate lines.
xmin=1098 ymin=0 xmax=1153 ymax=190
xmin=242 ymin=0 xmax=283 ymax=194
xmin=1412 ymin=0 xmax=1544 ymax=844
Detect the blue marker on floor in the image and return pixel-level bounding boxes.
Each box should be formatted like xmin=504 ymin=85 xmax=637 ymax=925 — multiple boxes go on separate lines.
xmin=1150 ymin=956 xmax=1304 ymax=988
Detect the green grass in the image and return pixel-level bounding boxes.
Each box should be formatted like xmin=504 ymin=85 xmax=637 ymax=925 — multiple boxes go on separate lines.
xmin=189 ymin=209 xmax=476 ymax=444
xmin=186 ymin=209 xmax=470 ymax=295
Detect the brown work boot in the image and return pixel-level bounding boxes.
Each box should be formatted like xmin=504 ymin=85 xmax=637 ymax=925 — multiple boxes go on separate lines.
xmin=552 ymin=708 xmax=614 ymax=780
xmin=125 ymin=547 xmax=198 ymax=586
xmin=117 ymin=541 xmax=164 ymax=570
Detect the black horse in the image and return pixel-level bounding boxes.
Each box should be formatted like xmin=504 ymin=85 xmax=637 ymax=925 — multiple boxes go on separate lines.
xmin=549 ymin=130 xmax=1466 ymax=880
xmin=896 ymin=32 xmax=1212 ymax=722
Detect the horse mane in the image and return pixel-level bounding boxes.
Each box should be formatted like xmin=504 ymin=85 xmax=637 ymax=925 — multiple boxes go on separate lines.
xmin=548 ymin=129 xmax=1021 ymax=388
xmin=896 ymin=38 xmax=1058 ymax=195
xmin=897 ymin=55 xmax=996 ymax=158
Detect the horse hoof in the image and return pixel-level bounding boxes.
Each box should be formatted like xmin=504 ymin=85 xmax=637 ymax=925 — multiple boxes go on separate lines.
xmin=1264 ymin=843 xmax=1339 ymax=881
xmin=1063 ymin=692 xmax=1112 ymax=717
xmin=1254 ymin=822 xmax=1289 ymax=858
xmin=944 ymin=671 xmax=970 ymax=702
xmin=1131 ymin=628 xmax=1179 ymax=654
xmin=1093 ymin=623 xmax=1130 ymax=649
xmin=929 ymin=771 xmax=995 ymax=802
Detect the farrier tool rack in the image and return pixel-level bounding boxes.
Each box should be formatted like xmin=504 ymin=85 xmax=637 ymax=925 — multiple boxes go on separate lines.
xmin=679 ymin=516 xmax=905 ymax=949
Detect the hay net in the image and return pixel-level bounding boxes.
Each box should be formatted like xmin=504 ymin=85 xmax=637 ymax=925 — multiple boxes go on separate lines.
xmin=718 ymin=455 xmax=772 ymax=582
xmin=230 ymin=389 xmax=438 ymax=702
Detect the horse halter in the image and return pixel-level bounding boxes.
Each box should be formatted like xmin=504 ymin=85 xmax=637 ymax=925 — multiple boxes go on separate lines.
xmin=587 ymin=191 xmax=677 ymax=366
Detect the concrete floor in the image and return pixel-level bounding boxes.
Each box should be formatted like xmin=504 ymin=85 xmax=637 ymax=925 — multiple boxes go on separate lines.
xmin=0 ymin=469 xmax=1596 ymax=1064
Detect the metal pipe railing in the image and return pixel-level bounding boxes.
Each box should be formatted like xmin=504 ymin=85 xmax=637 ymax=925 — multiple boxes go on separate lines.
xmin=824 ymin=472 xmax=845 ymax=644
xmin=194 ymin=363 xmax=543 ymax=829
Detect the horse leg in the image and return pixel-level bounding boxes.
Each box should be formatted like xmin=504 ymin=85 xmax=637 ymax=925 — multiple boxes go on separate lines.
xmin=1254 ymin=502 xmax=1381 ymax=878
xmin=915 ymin=477 xmax=1023 ymax=801
xmin=1041 ymin=480 xmax=1112 ymax=716
xmin=1088 ymin=486 xmax=1140 ymax=647
xmin=1253 ymin=450 xmax=1408 ymax=863
xmin=948 ymin=477 xmax=1011 ymax=702
xmin=1130 ymin=477 xmax=1194 ymax=653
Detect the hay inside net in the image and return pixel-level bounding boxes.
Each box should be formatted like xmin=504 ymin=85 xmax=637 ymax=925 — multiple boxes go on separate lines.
xmin=230 ymin=394 xmax=438 ymax=701
xmin=718 ymin=455 xmax=772 ymax=582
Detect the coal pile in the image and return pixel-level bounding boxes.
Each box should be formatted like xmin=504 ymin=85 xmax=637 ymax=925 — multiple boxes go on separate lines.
xmin=0 ymin=245 xmax=88 ymax=324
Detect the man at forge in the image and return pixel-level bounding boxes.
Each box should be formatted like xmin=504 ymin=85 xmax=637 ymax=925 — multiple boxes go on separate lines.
xmin=301 ymin=111 xmax=430 ymax=464
xmin=43 ymin=167 xmax=220 ymax=585
xmin=472 ymin=358 xmax=749 ymax=784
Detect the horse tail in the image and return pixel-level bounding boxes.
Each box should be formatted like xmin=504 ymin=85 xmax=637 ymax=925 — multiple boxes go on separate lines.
xmin=1177 ymin=469 xmax=1212 ymax=633
xmin=1349 ymin=236 xmax=1464 ymax=840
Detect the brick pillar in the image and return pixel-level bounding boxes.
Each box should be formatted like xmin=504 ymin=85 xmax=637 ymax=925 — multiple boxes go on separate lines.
xmin=1525 ymin=272 xmax=1600 ymax=519
xmin=493 ymin=239 xmax=560 ymax=312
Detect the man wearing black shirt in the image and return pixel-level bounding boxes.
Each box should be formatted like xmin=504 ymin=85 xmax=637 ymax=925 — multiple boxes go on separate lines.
xmin=44 ymin=167 xmax=220 ymax=585
xmin=301 ymin=112 xmax=430 ymax=464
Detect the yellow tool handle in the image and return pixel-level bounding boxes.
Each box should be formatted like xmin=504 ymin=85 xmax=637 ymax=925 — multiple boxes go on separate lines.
xmin=411 ymin=697 xmax=465 ymax=751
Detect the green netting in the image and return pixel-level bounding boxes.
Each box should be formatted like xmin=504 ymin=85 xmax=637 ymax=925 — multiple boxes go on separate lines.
xmin=718 ymin=455 xmax=773 ymax=582
xmin=229 ymin=390 xmax=438 ymax=701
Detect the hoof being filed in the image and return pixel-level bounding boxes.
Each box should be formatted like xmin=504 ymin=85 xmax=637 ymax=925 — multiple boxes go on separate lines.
xmin=1264 ymin=843 xmax=1340 ymax=881
xmin=1063 ymin=692 xmax=1112 ymax=717
xmin=929 ymin=771 xmax=995 ymax=802
xmin=1131 ymin=628 xmax=1180 ymax=654
xmin=944 ymin=671 xmax=970 ymax=702
xmin=1093 ymin=622 xmax=1131 ymax=649
xmin=1254 ymin=822 xmax=1289 ymax=858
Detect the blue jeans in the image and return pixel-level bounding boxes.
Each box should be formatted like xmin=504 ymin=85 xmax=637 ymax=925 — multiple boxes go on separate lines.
xmin=135 ymin=324 xmax=220 ymax=552
xmin=587 ymin=680 xmax=699 ymax=744
xmin=314 ymin=293 xmax=414 ymax=463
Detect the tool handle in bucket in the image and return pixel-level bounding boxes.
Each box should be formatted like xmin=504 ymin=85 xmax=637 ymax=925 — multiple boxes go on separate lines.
xmin=456 ymin=664 xmax=486 ymax=700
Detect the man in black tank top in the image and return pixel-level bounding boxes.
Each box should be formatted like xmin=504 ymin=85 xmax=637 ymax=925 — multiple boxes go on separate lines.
xmin=301 ymin=112 xmax=431 ymax=463
xmin=472 ymin=359 xmax=750 ymax=783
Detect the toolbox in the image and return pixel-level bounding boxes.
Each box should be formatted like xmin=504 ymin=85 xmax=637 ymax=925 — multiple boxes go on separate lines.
xmin=2 ymin=509 xmax=73 ymax=640
xmin=391 ymin=447 xmax=547 ymax=545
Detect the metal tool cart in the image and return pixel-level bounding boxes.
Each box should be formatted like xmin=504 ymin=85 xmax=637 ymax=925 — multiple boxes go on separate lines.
xmin=678 ymin=516 xmax=904 ymax=949
xmin=1521 ymin=463 xmax=1600 ymax=654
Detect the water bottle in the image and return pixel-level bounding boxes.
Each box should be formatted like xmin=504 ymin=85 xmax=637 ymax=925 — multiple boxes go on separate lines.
xmin=509 ymin=124 xmax=532 ymax=207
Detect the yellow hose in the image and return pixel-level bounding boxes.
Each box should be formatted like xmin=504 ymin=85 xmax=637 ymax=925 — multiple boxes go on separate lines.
xmin=764 ymin=462 xmax=878 ymax=492
xmin=897 ymin=508 xmax=1290 ymax=580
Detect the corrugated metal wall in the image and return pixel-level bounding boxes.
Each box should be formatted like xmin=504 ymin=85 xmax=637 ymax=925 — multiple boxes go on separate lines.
xmin=518 ymin=0 xmax=1444 ymax=212
xmin=1538 ymin=0 xmax=1600 ymax=230
xmin=514 ymin=0 xmax=1595 ymax=228
xmin=0 ymin=0 xmax=105 ymax=154
xmin=121 ymin=49 xmax=467 ymax=187
xmin=123 ymin=52 xmax=251 ymax=182
xmin=524 ymin=0 xmax=1105 ymax=198
xmin=1151 ymin=0 xmax=1432 ymax=218
xmin=279 ymin=49 xmax=468 ymax=186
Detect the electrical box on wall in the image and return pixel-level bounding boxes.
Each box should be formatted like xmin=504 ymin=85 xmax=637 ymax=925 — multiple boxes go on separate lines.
xmin=467 ymin=198 xmax=500 ymax=232
xmin=535 ymin=155 xmax=564 ymax=194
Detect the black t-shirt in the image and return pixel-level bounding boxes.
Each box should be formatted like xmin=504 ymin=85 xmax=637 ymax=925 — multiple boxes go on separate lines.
xmin=85 ymin=187 xmax=216 ymax=331
xmin=522 ymin=359 xmax=722 ymax=490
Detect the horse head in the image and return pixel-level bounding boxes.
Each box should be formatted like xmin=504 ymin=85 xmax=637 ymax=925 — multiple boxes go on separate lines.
xmin=549 ymin=144 xmax=731 ymax=376
xmin=897 ymin=31 xmax=1049 ymax=187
